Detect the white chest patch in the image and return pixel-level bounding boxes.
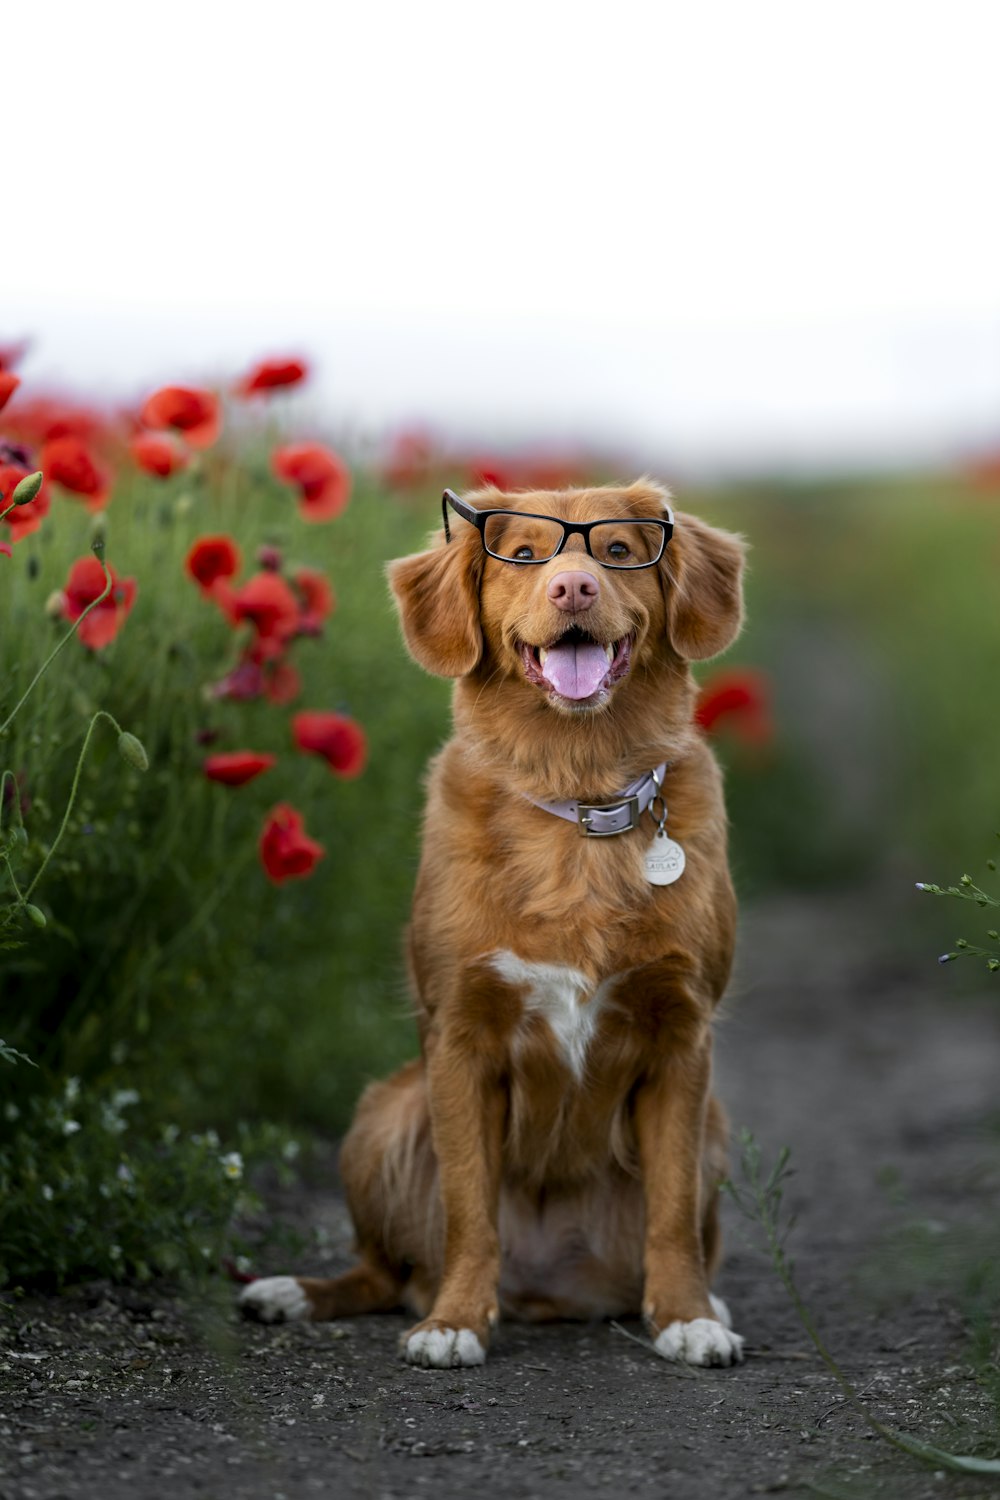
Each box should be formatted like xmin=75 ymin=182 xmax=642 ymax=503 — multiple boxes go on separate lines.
xmin=490 ymin=951 xmax=609 ymax=1080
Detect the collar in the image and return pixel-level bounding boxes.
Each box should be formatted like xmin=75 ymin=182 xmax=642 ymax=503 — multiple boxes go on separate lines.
xmin=525 ymin=763 xmax=668 ymax=838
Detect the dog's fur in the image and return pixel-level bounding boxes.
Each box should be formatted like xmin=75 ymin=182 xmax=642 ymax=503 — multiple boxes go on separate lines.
xmin=242 ymin=479 xmax=747 ymax=1368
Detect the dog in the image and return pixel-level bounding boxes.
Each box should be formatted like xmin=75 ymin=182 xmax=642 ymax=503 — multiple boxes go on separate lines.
xmin=241 ymin=478 xmax=747 ymax=1369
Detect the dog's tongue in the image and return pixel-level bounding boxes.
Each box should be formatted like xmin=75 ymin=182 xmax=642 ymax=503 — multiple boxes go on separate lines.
xmin=541 ymin=641 xmax=609 ymax=700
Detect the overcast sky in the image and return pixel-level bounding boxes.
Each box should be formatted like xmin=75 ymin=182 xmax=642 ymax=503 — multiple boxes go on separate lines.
xmin=7 ymin=1 xmax=1000 ymax=472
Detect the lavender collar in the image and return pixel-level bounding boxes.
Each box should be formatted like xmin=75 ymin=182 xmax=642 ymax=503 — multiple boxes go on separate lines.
xmin=525 ymin=763 xmax=668 ymax=838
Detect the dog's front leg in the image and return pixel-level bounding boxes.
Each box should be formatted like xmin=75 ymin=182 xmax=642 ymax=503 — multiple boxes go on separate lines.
xmin=634 ymin=1027 xmax=744 ymax=1367
xmin=401 ymin=1031 xmax=504 ymax=1368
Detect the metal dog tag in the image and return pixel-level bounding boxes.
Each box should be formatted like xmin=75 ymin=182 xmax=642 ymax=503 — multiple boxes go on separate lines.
xmin=644 ymin=831 xmax=686 ymax=886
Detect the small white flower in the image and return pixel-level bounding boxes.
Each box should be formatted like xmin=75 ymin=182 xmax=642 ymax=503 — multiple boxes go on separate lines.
xmin=162 ymin=1124 xmax=180 ymax=1146
xmin=109 ymin=1244 xmax=123 ymax=1261
xmin=63 ymin=1119 xmax=81 ymax=1136
xmin=282 ymin=1139 xmax=300 ymax=1162
xmin=41 ymin=1184 xmax=54 ymax=1201
xmin=112 ymin=1088 xmax=140 ymax=1110
xmin=219 ymin=1151 xmax=244 ymax=1182
xmin=235 ymin=1255 xmax=252 ymax=1274
xmin=205 ymin=1129 xmax=220 ymax=1149
xmin=116 ymin=1162 xmax=134 ymax=1184
xmin=3 ymin=1102 xmax=19 ymax=1122
xmin=64 ymin=1076 xmax=81 ymax=1104
xmin=101 ymin=1105 xmax=127 ymax=1135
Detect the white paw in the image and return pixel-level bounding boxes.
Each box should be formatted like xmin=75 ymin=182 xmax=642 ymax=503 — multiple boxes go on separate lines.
xmin=654 ymin=1316 xmax=744 ymax=1367
xmin=239 ymin=1276 xmax=310 ymax=1324
xmin=709 ymin=1292 xmax=733 ymax=1329
xmin=403 ymin=1327 xmax=487 ymax=1369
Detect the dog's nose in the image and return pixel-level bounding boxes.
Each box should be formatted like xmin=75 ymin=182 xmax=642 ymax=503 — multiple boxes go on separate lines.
xmin=547 ymin=570 xmax=600 ymax=613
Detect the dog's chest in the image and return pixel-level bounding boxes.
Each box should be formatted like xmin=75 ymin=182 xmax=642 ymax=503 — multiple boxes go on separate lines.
xmin=490 ymin=951 xmax=614 ymax=1080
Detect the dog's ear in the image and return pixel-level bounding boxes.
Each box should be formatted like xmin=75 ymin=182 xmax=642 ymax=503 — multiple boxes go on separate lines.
xmin=661 ymin=512 xmax=746 ymax=661
xmin=387 ymin=529 xmax=484 ymax=678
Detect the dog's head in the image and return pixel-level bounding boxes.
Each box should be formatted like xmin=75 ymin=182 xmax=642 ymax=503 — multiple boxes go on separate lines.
xmin=388 ymin=480 xmax=745 ymax=722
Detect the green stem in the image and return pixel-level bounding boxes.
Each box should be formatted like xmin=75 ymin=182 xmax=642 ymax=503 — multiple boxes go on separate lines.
xmin=22 ymin=710 xmax=126 ymax=904
xmin=0 ymin=500 xmax=16 ymax=524
xmin=1 ymin=852 xmax=26 ymax=903
xmin=0 ymin=558 xmax=113 ymax=738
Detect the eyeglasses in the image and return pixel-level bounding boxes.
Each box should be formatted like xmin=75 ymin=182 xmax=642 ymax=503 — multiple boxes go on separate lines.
xmin=442 ymin=489 xmax=673 ymax=570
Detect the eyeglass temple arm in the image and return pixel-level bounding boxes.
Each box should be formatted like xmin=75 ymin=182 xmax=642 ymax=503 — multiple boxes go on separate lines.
xmin=442 ymin=489 xmax=478 ymax=545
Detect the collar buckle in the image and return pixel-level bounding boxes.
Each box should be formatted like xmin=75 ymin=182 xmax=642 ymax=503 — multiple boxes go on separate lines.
xmin=577 ymin=793 xmax=641 ymax=838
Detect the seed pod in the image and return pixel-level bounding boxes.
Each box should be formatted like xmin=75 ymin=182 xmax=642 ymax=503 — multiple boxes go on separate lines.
xmin=117 ymin=732 xmax=149 ymax=772
xmin=11 ymin=471 xmax=43 ymax=506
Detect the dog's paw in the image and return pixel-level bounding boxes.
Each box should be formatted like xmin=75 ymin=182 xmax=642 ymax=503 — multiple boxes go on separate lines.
xmin=239 ymin=1275 xmax=311 ymax=1324
xmin=654 ymin=1316 xmax=744 ymax=1367
xmin=402 ymin=1323 xmax=487 ymax=1369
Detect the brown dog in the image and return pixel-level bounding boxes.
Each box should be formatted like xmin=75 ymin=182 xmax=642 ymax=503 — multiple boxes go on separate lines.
xmin=241 ymin=479 xmax=746 ymax=1369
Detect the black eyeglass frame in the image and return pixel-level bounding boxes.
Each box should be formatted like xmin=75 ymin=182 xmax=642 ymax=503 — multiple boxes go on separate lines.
xmin=441 ymin=489 xmax=674 ymax=570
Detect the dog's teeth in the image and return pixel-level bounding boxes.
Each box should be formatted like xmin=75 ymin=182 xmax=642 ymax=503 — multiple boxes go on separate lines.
xmin=538 ymin=648 xmax=548 ymax=667
xmin=605 ymin=644 xmax=615 ymax=663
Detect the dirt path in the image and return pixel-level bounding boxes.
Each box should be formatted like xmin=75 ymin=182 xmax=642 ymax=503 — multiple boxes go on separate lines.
xmin=3 ymin=889 xmax=999 ymax=1500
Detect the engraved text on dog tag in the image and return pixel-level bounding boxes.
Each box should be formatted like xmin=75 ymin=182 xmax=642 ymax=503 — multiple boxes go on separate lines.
xmin=644 ymin=831 xmax=686 ymax=886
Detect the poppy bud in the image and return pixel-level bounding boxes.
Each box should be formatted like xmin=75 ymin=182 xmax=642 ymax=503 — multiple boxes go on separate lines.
xmin=25 ymin=904 xmax=46 ymax=927
xmin=11 ymin=471 xmax=43 ymax=506
xmin=118 ymin=732 xmax=149 ymax=772
xmin=45 ymin=590 xmax=66 ymax=619
xmin=90 ymin=515 xmax=107 ymax=559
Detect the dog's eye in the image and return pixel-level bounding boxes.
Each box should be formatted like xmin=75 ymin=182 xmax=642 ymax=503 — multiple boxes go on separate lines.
xmin=513 ymin=546 xmax=534 ymax=561
xmin=607 ymin=541 xmax=631 ymax=561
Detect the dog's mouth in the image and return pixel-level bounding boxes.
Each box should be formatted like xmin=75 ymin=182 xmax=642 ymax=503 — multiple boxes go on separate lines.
xmin=520 ymin=627 xmax=633 ymax=706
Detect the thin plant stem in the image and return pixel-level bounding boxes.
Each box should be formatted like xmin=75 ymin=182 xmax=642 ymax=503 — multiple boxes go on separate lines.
xmin=1 ymin=852 xmax=26 ymax=902
xmin=22 ymin=710 xmax=125 ymax=906
xmin=0 ymin=558 xmax=113 ymax=738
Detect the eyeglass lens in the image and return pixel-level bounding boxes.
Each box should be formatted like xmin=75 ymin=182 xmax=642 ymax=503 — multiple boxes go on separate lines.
xmin=482 ymin=515 xmax=664 ymax=568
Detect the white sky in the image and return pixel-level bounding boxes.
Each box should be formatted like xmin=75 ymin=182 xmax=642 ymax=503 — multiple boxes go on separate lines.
xmin=6 ymin=1 xmax=1000 ymax=471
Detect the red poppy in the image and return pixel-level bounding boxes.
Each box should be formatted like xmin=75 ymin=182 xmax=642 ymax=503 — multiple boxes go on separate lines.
xmin=140 ymin=385 xmax=221 ymax=449
xmin=272 ymin=442 xmax=351 ymax=522
xmin=209 ymin=657 xmax=264 ymax=701
xmin=0 ymin=372 xmax=19 ymax=413
xmin=41 ymin=436 xmax=111 ymax=511
xmin=259 ymin=803 xmax=325 ymax=883
xmin=293 ymin=566 xmax=334 ymax=635
xmin=466 ymin=456 xmax=516 ymax=491
xmin=235 ymin=357 xmax=309 ymax=396
xmin=206 ymin=654 xmax=300 ymax=704
xmin=230 ymin=571 xmax=300 ymax=652
xmin=203 ymin=751 xmax=276 ymax=787
xmin=382 ymin=429 xmax=435 ymax=491
xmin=186 ymin=534 xmax=241 ymax=593
xmin=6 ymin=396 xmax=111 ymax=447
xmin=0 ymin=541 xmax=11 ymax=559
xmin=62 ymin=555 xmax=137 ymax=650
xmin=263 ymin=660 xmax=301 ymax=704
xmin=131 ymin=432 xmax=188 ymax=477
xmin=0 ymin=463 xmax=50 ymax=543
xmin=292 ymin=711 xmax=367 ymax=778
xmin=256 ymin=544 xmax=283 ymax=571
xmin=694 ymin=669 xmax=773 ymax=745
